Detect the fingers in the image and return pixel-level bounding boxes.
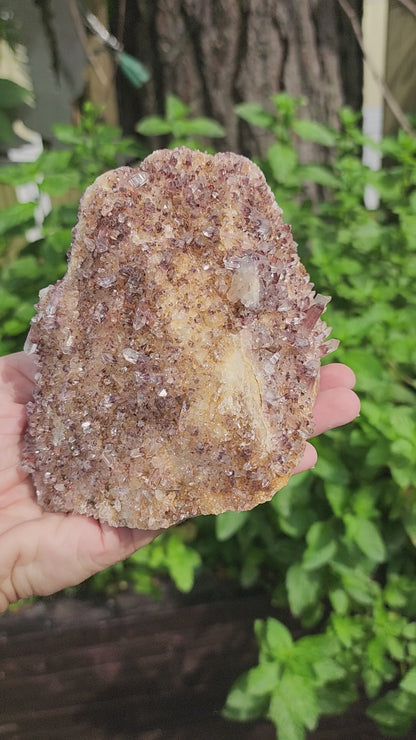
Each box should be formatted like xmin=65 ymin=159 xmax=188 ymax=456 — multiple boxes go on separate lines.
xmin=293 ymin=363 xmax=360 ymax=476
xmin=293 ymin=387 xmax=360 ymax=474
xmin=293 ymin=442 xmax=317 ymax=474
xmin=319 ymin=363 xmax=356 ymax=391
xmin=312 ymin=385 xmax=360 ymax=437
xmin=95 ymin=522 xmax=162 ymax=568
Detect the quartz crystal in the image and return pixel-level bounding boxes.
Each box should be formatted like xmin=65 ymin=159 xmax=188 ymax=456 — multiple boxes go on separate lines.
xmin=23 ymin=147 xmax=338 ymax=529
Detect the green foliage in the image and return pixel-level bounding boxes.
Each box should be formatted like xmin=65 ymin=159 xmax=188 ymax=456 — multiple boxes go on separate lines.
xmin=224 ymin=619 xmax=347 ymax=739
xmin=218 ymin=94 xmax=416 ymax=737
xmin=136 ymin=94 xmax=225 ymax=150
xmin=0 ymin=102 xmax=141 ymax=354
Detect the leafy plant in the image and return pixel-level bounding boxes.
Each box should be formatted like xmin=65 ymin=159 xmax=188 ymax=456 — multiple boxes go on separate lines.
xmin=136 ymin=93 xmax=225 ymax=150
xmin=216 ymin=95 xmax=416 ymax=738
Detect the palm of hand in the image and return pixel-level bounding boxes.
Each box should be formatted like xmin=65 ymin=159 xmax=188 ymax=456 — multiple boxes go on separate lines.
xmin=0 ymin=352 xmax=359 ymax=610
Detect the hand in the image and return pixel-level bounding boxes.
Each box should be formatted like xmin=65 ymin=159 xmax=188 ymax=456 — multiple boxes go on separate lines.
xmin=0 ymin=352 xmax=359 ymax=612
xmin=294 ymin=362 xmax=360 ymax=473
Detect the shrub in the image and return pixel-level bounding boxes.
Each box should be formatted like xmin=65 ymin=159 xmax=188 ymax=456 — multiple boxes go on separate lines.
xmin=1 ymin=94 xmax=416 ymax=737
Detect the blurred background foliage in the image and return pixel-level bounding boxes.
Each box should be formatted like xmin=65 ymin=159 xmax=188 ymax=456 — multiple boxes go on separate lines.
xmin=1 ymin=1 xmax=416 ymax=738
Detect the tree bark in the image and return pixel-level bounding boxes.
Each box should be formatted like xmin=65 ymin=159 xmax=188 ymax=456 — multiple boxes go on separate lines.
xmin=115 ymin=0 xmax=363 ymax=159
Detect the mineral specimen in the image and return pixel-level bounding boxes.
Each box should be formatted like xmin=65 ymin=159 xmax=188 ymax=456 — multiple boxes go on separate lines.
xmin=23 ymin=147 xmax=338 ymax=529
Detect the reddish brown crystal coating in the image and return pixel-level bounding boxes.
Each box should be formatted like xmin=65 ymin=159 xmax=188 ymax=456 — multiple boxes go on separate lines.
xmin=23 ymin=147 xmax=337 ymax=529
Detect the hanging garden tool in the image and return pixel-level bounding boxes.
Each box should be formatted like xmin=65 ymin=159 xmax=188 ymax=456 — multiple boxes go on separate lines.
xmin=81 ymin=6 xmax=150 ymax=89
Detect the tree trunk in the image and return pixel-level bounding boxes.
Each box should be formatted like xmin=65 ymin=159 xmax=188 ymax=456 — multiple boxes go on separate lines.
xmin=115 ymin=0 xmax=362 ymax=159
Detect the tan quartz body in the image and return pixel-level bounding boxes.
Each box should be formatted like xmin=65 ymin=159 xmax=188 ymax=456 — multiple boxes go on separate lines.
xmin=23 ymin=147 xmax=335 ymax=529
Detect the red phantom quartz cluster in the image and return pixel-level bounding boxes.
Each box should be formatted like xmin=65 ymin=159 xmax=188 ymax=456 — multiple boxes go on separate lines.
xmin=23 ymin=147 xmax=337 ymax=529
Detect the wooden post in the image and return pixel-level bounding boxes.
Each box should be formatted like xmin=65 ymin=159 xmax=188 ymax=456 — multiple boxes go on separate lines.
xmin=361 ymin=0 xmax=389 ymax=209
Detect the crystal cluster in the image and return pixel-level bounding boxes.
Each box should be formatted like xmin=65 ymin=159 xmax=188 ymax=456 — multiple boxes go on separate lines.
xmin=23 ymin=147 xmax=338 ymax=529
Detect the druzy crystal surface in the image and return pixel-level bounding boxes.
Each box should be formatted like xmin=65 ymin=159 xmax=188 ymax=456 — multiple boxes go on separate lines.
xmin=23 ymin=147 xmax=337 ymax=529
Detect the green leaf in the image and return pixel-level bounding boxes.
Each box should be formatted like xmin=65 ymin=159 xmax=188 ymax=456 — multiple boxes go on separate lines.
xmin=367 ymin=690 xmax=416 ymax=733
xmin=38 ymin=149 xmax=72 ymax=173
xmin=303 ymin=520 xmax=338 ymax=571
xmin=0 ymin=78 xmax=32 ymax=108
xmin=223 ymin=672 xmax=269 ymax=722
xmin=4 ymin=254 xmax=40 ymax=282
xmin=346 ymin=350 xmax=387 ymax=393
xmin=52 ymin=123 xmax=83 ymax=145
xmin=344 ymin=515 xmax=386 ymax=563
xmin=273 ymin=473 xmax=316 ymax=538
xmin=400 ymin=667 xmax=416 ymax=696
xmin=317 ymin=682 xmax=357 ymax=715
xmin=0 ymin=161 xmax=38 ymax=186
xmin=234 ymin=102 xmax=275 ymax=129
xmin=267 ymin=142 xmax=298 ymax=182
xmin=255 ymin=618 xmax=293 ymax=663
xmin=271 ymin=93 xmax=304 ymax=121
xmin=40 ymin=171 xmax=80 ymax=196
xmin=269 ymin=673 xmax=319 ymax=736
xmin=313 ymin=446 xmax=350 ymax=486
xmin=215 ymin=510 xmax=250 ymax=540
xmin=363 ymin=665 xmax=384 ymax=699
xmin=0 ymin=289 xmax=19 ymax=318
xmin=0 ymin=201 xmax=35 ymax=236
xmin=172 ymin=117 xmax=225 ymax=138
xmin=292 ymin=633 xmax=339 ymax=666
xmin=325 ymin=482 xmax=349 ymax=517
xmin=386 ymin=635 xmax=405 ymax=661
xmin=340 ymin=568 xmax=378 ymax=606
xmin=390 ymin=406 xmax=416 ymax=442
xmin=166 ymin=94 xmax=190 ymax=121
xmin=269 ymin=689 xmax=305 ymax=740
xmin=293 ymin=119 xmax=337 ymax=146
xmin=299 ymin=164 xmax=340 ymax=189
xmin=240 ymin=552 xmax=261 ymax=588
xmin=265 ymin=619 xmax=293 ymax=656
xmin=329 ymin=588 xmax=349 ymax=615
xmin=286 ymin=563 xmax=321 ymax=616
xmin=3 ymin=317 xmax=29 ymax=336
xmin=246 ymin=662 xmax=280 ymax=696
xmin=402 ymin=623 xmax=416 ymax=640
xmin=135 ymin=116 xmax=172 ymax=136
xmin=352 ymin=486 xmax=379 ymax=519
xmin=331 ymin=614 xmax=366 ymax=648
xmin=314 ymin=658 xmax=346 ymax=685
xmin=165 ymin=535 xmax=201 ymax=592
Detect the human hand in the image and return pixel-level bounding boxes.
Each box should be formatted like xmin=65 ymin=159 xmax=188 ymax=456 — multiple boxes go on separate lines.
xmin=0 ymin=352 xmax=359 ymax=612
